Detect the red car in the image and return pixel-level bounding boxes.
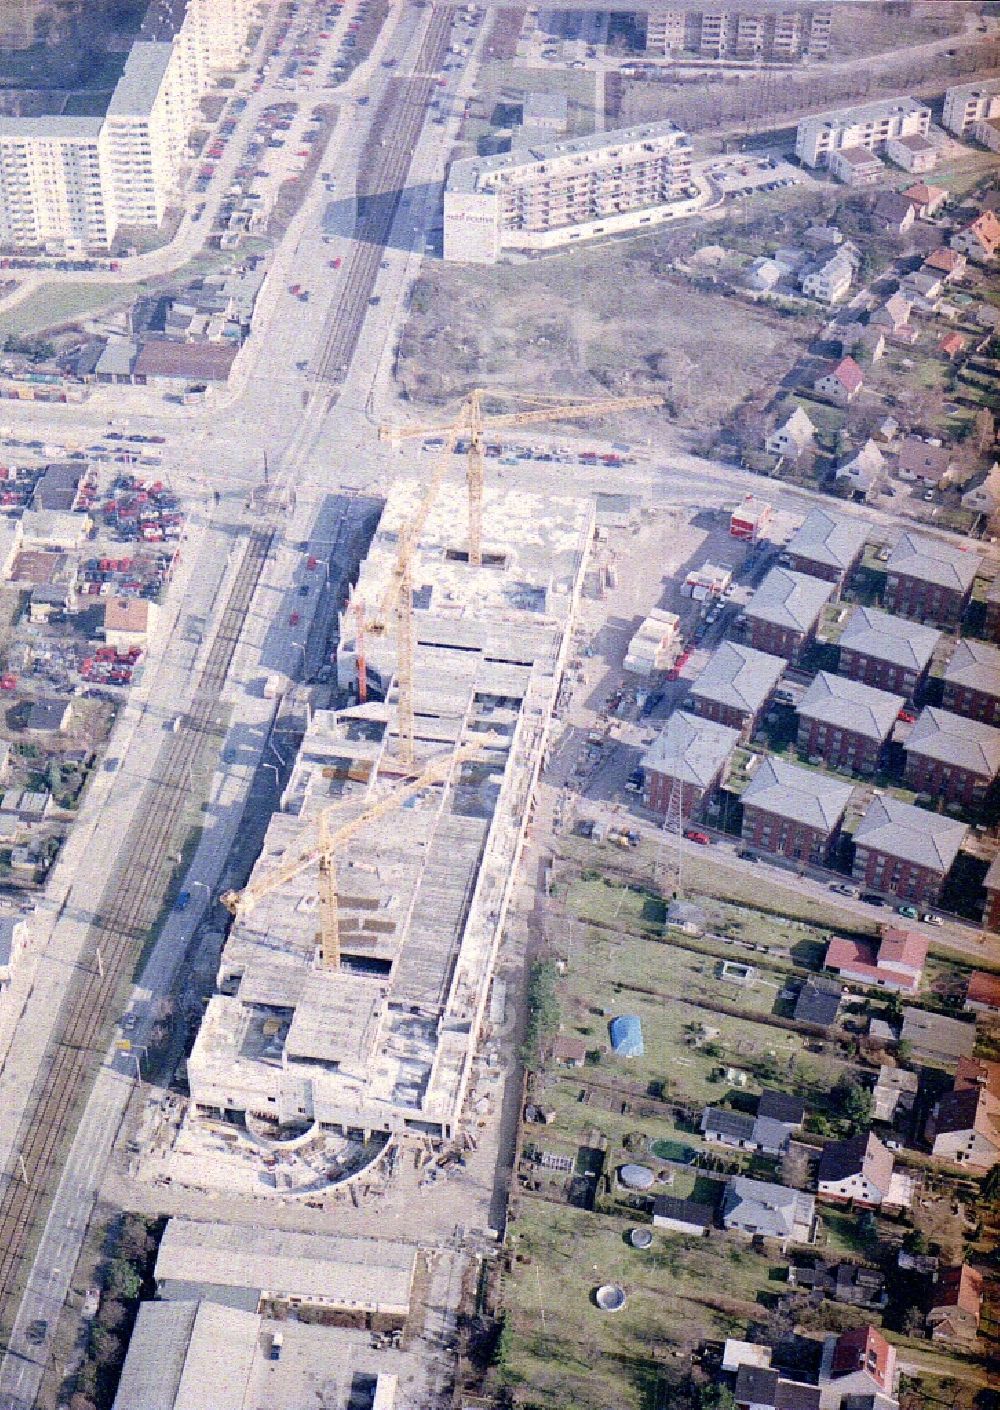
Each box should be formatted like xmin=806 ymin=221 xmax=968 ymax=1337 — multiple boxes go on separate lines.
xmin=897 ymin=708 xmax=916 ymax=724
xmin=289 ymin=611 xmax=301 ymax=626
xmin=684 ymin=829 xmax=710 ymax=845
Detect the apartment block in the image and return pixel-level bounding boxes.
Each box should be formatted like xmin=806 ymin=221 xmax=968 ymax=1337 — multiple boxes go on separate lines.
xmin=743 ymin=566 xmax=833 ymax=661
xmin=943 ymin=79 xmax=1000 ymax=137
xmin=796 ymin=671 xmax=902 ymax=775
xmin=942 ymin=640 xmax=1000 ymax=726
xmin=644 ymin=7 xmax=832 ymax=61
xmin=851 ymin=796 xmax=966 ymax=905
xmin=884 ymin=532 xmax=981 ymax=628
xmin=741 ymin=756 xmax=853 ymax=865
xmin=444 ymin=120 xmax=694 ymax=264
xmin=0 ymin=118 xmax=117 ymax=252
xmin=903 ymin=706 xmax=1000 ymax=809
xmin=795 ymin=97 xmax=931 ymax=169
xmin=838 ymin=605 xmax=940 ymax=698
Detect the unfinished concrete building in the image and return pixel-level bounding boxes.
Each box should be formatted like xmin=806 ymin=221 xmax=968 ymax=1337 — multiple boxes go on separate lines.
xmin=188 ymin=482 xmax=593 ymax=1145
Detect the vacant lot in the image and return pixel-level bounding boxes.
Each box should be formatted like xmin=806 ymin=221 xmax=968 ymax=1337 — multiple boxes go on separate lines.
xmin=397 ymin=244 xmax=804 ymax=438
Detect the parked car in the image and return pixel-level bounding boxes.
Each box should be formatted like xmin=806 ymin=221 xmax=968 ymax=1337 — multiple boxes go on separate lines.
xmin=684 ymin=829 xmax=710 ymax=845
xmin=859 ymin=892 xmax=886 ymax=908
xmin=897 ymin=904 xmax=919 ymax=920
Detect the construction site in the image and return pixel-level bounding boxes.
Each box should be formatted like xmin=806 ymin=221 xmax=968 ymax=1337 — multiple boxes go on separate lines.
xmin=184 ymin=466 xmax=594 ymax=1167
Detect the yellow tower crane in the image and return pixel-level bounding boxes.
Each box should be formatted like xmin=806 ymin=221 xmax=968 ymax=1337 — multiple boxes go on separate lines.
xmin=356 ymin=388 xmax=662 ymax=765
xmin=219 ymin=737 xmax=500 ymax=969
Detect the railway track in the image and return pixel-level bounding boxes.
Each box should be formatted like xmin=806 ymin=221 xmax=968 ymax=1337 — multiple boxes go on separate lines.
xmin=314 ymin=4 xmax=453 ymax=386
xmin=0 ymin=527 xmax=273 ymax=1341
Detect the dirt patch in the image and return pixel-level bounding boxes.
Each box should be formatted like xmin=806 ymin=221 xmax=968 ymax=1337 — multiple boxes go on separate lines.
xmin=396 ymin=240 xmax=803 ymax=439
xmin=482 ymin=6 xmax=525 ymax=63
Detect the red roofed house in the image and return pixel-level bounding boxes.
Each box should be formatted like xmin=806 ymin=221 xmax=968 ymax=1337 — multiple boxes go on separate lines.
xmin=952 ymin=210 xmax=1000 ymax=262
xmin=824 ymin=928 xmax=928 ymax=994
xmin=926 ymin=1264 xmax=985 ymax=1346
xmin=939 ymin=332 xmax=967 ymax=361
xmin=818 ymin=1326 xmax=897 ymax=1410
xmin=901 ymin=182 xmax=947 ymax=218
xmin=965 ymin=970 xmax=1000 ymax=1015
xmin=926 ymin=1057 xmax=1000 ymax=1171
xmin=814 ymin=356 xmax=864 ymax=406
xmin=923 ymin=247 xmax=966 ymax=282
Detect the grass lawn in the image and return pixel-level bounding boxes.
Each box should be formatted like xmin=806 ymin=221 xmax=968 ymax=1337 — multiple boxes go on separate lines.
xmin=1 ymin=282 xmax=134 ymax=336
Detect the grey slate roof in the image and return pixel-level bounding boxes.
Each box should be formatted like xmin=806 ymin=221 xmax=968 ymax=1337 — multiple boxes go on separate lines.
xmin=887 ymin=532 xmax=982 ymax=593
xmin=944 ymin=639 xmax=1000 ymax=698
xmin=753 ymin=1114 xmax=795 ymax=1154
xmin=745 ymin=568 xmax=834 ymax=634
xmin=853 ymin=795 xmax=967 ymax=872
xmin=797 ymin=671 xmax=903 ymax=743
xmin=795 ymin=975 xmax=842 ymax=1027
xmin=758 ymin=1090 xmax=806 ymax=1125
xmin=839 ymin=606 xmax=940 ymax=672
xmin=702 ymin=1107 xmax=755 ymax=1142
xmin=742 ymin=755 xmax=854 ymax=831
xmin=690 ymin=641 xmax=786 ymax=715
xmin=900 ymin=1007 xmax=977 ymax=1065
xmin=722 ymin=1176 xmax=815 ymax=1240
xmin=906 ymin=706 xmax=1000 ymax=780
xmin=642 ymin=712 xmax=740 ymax=788
xmin=652 ymin=1194 xmax=714 ymax=1228
xmin=785 ymin=508 xmax=870 ymax=572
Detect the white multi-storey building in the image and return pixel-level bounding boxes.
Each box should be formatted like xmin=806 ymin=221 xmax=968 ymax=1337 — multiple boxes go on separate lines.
xmin=0 ymin=0 xmax=259 ymax=252
xmin=644 ymin=7 xmax=832 ymax=60
xmin=444 ymin=120 xmax=695 ymax=264
xmin=943 ymin=79 xmax=1000 ymax=137
xmin=795 ymin=97 xmax=931 ymax=168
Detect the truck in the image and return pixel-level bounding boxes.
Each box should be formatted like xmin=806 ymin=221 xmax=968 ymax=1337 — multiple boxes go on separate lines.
xmin=270 ymin=1331 xmax=283 ymax=1361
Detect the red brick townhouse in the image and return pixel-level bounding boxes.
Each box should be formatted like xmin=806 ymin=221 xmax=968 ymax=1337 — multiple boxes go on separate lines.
xmin=741 ymin=755 xmax=854 ymax=865
xmin=783 ymin=507 xmax=870 ymax=592
xmin=796 ymin=670 xmax=903 ymax=775
xmin=903 ymin=705 xmax=1000 ymax=809
xmin=851 ymin=795 xmax=967 ymax=905
xmin=838 ymin=604 xmax=940 ymax=698
xmin=744 ymin=567 xmax=834 ymax=661
xmin=688 ymin=641 xmax=786 ymax=737
xmin=641 ymin=710 xmax=740 ymax=819
xmin=942 ymin=639 xmax=1000 ymax=727
xmin=883 ymin=531 xmax=982 ymax=629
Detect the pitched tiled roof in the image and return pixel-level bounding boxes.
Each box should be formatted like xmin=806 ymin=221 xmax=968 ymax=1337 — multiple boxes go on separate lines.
xmin=906 ymin=706 xmax=1000 ymax=780
xmin=967 ymin=971 xmax=1000 ymax=1010
xmin=932 ymin=1264 xmax=984 ymax=1316
xmin=943 ymin=639 xmax=1000 ymax=697
xmin=840 ymin=606 xmax=940 ymax=672
xmin=887 ymin=531 xmax=981 ymax=591
xmin=742 ymin=755 xmax=853 ymax=831
xmin=818 ymin=1132 xmax=894 ymax=1196
xmin=642 ymin=712 xmax=740 ymax=789
xmin=825 ymin=356 xmax=864 ymax=393
xmin=828 ymin=1325 xmax=894 ymax=1389
xmin=924 ymin=247 xmax=963 ymax=273
xmin=785 ymin=508 xmax=869 ymax=572
xmin=745 ymin=567 xmax=834 ymax=633
xmin=853 ymin=795 xmax=967 ymax=872
xmin=798 ymin=671 xmax=903 ymax=742
xmin=690 ymin=642 xmax=786 ymax=715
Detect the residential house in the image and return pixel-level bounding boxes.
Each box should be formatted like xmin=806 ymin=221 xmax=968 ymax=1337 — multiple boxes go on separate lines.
xmin=824 ymin=928 xmax=928 ymax=994
xmin=851 ymin=795 xmax=967 ymax=904
xmin=961 ymin=463 xmax=1000 ymax=520
xmin=884 ymin=531 xmax=981 ymax=627
xmin=975 ymin=116 xmax=1000 ymax=152
xmin=723 ymin=1341 xmax=774 ymax=1374
xmin=28 ymin=583 xmax=72 ymax=625
xmin=943 ymin=639 xmax=1000 ymax=725
xmin=886 ymin=132 xmax=937 ymax=172
xmin=965 ymin=970 xmax=1000 ymax=1015
xmin=835 ymin=439 xmax=884 ymax=498
xmin=951 ymin=210 xmax=1000 ymax=262
xmin=923 ymin=247 xmax=966 ymax=282
xmin=801 ymin=249 xmax=855 ymax=305
xmin=721 ymin=1175 xmax=815 ymax=1247
xmin=783 ymin=509 xmax=869 ymax=588
xmin=901 ymin=1009 xmax=977 ymax=1069
xmin=744 ymin=568 xmax=834 ymax=661
xmin=838 ymin=605 xmax=940 ymax=697
xmin=817 ymin=1325 xmax=897 ymax=1410
xmin=926 ymin=1076 xmax=1000 ymax=1170
xmin=797 ymin=671 xmax=902 ymax=775
xmin=25 ymin=698 xmax=72 ymax=735
xmin=641 ymin=711 xmax=740 ymax=818
xmin=814 ymin=356 xmax=864 ymax=405
xmin=901 ymin=181 xmax=947 ymax=217
xmin=870 ymin=290 xmax=911 ymax=335
xmin=767 ymin=406 xmax=817 ymax=459
xmin=757 ymin=1091 xmax=806 ymax=1126
xmin=938 ymin=332 xmax=967 ymax=361
xmin=652 ymin=1195 xmax=713 ymax=1234
xmin=794 ymin=975 xmax=843 ymax=1027
xmin=741 ymin=756 xmax=853 ymax=864
xmin=551 ymin=1035 xmax=588 ymax=1067
xmin=734 ymin=1365 xmax=821 ymax=1410
xmin=872 ymin=191 xmax=915 ymax=234
xmin=688 ymin=641 xmax=787 ymax=736
xmin=872 ymin=1064 xmax=919 ymax=1124
xmin=875 ymin=415 xmax=899 ymax=445
xmin=829 ymin=146 xmax=883 ymax=186
xmin=904 ymin=705 xmax=1000 ymax=808
xmin=902 ymin=268 xmax=943 ymax=309
xmin=788 ymin=1257 xmax=887 ymax=1309
xmin=895 ymin=439 xmax=955 ymax=488
xmin=927 ymin=1265 xmax=984 ymax=1346
xmin=701 ymin=1093 xmax=802 ymax=1156
xmin=817 ymin=1132 xmax=900 ymax=1209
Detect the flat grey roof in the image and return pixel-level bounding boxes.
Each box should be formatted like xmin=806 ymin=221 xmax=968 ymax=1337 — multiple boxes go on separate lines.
xmin=853 ymin=795 xmax=966 ymax=872
xmin=797 ymin=671 xmax=903 ymax=742
xmin=745 ymin=567 xmax=834 ymax=634
xmin=900 ymin=1007 xmax=976 ymax=1063
xmin=0 ymin=115 xmax=103 ymax=142
xmin=886 ymin=531 xmax=981 ymax=593
xmin=642 ymin=712 xmax=740 ymax=788
xmin=742 ymin=755 xmax=853 ymax=831
xmin=786 ymin=509 xmax=870 ymax=573
xmin=107 ymin=42 xmax=173 ymax=116
xmin=689 ymin=641 xmax=786 ymax=715
xmin=839 ymin=605 xmax=940 ymax=672
xmin=906 ymin=706 xmax=1000 ymax=780
xmin=111 ymin=1301 xmax=256 ymax=1410
xmin=446 ymin=118 xmax=688 ymax=193
xmin=943 ymin=638 xmax=1000 ymax=698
